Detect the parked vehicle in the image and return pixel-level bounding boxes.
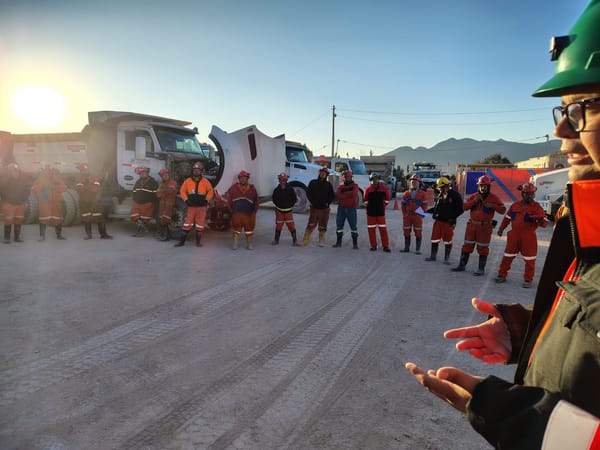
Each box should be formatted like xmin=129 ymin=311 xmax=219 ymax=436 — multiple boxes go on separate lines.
xmin=531 ymin=167 xmax=570 ymax=219
xmin=1 ymin=111 xmax=213 ymax=226
xmin=411 ymin=162 xmax=441 ymax=188
xmin=318 ymin=157 xmax=370 ymax=206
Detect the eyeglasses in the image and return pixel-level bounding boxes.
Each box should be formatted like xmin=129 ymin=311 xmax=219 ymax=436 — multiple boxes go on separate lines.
xmin=552 ymin=97 xmax=600 ymax=132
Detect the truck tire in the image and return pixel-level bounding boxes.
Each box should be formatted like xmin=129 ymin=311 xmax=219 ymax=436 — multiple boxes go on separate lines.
xmin=61 ymin=189 xmax=79 ymax=226
xmin=24 ymin=193 xmax=39 ymax=224
xmin=289 ymin=183 xmax=309 ymax=213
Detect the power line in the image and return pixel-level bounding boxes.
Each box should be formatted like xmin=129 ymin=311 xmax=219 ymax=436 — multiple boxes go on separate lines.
xmin=337 ymin=107 xmax=549 ymax=116
xmin=338 ymin=114 xmax=548 ymax=127
xmin=290 ymin=109 xmax=330 ymax=137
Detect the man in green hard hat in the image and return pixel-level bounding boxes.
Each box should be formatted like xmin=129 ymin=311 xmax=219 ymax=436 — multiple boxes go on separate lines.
xmin=406 ymin=2 xmax=600 ymax=448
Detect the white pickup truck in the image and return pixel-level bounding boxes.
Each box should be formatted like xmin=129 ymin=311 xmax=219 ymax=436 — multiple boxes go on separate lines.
xmin=531 ymin=167 xmax=570 ymax=219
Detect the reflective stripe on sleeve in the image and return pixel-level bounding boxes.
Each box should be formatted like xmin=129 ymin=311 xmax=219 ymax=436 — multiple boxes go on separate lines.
xmin=542 ymin=400 xmax=600 ymax=450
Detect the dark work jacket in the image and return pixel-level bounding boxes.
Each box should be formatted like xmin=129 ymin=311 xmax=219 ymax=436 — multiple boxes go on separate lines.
xmin=0 ymin=173 xmax=31 ymax=204
xmin=466 ymin=179 xmax=600 ymax=450
xmin=432 ymin=189 xmax=463 ymax=224
xmin=132 ymin=177 xmax=158 ymax=204
xmin=364 ymin=183 xmax=389 ymax=216
xmin=272 ymin=184 xmax=297 ymax=211
xmin=307 ymin=178 xmax=335 ymax=209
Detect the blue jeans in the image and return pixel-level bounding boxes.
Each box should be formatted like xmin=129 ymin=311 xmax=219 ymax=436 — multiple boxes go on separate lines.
xmin=336 ymin=207 xmax=358 ymax=237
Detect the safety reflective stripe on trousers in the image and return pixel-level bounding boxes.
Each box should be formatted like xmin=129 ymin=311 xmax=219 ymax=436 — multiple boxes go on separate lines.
xmin=542 ymin=400 xmax=600 ymax=450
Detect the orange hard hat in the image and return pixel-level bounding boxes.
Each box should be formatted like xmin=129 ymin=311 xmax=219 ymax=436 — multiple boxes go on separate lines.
xmin=238 ymin=170 xmax=250 ymax=178
xmin=477 ymin=174 xmax=492 ymax=185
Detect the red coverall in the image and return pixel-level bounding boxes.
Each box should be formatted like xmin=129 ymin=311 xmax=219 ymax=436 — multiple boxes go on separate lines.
xmin=33 ymin=172 xmax=67 ymax=226
xmin=497 ymin=200 xmax=548 ymax=282
xmin=461 ymin=192 xmax=506 ymax=256
xmin=401 ymin=188 xmax=428 ymax=238
xmin=156 ymin=179 xmax=178 ymax=225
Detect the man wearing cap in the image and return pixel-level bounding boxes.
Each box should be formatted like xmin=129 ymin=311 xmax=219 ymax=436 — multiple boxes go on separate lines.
xmin=32 ymin=165 xmax=67 ymax=241
xmin=363 ymin=172 xmax=391 ymax=252
xmin=399 ymin=174 xmax=428 ymax=254
xmin=75 ymin=163 xmax=112 ymax=240
xmin=227 ymin=170 xmax=259 ymax=250
xmin=130 ymin=166 xmax=158 ymax=237
xmin=271 ymin=172 xmax=299 ymax=246
xmin=156 ymin=168 xmax=178 ymax=241
xmin=302 ymin=166 xmax=335 ymax=247
xmin=406 ymin=2 xmax=600 ymax=448
xmin=0 ymin=163 xmax=30 ymax=243
xmin=494 ymin=183 xmax=548 ymax=288
xmin=333 ymin=170 xmax=360 ymax=249
xmin=452 ymin=174 xmax=506 ymax=275
xmin=175 ymin=162 xmax=214 ymax=247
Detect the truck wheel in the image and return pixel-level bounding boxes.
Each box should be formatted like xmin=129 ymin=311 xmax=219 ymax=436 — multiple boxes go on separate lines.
xmin=289 ymin=183 xmax=309 ymax=213
xmin=61 ymin=189 xmax=79 ymax=226
xmin=24 ymin=193 xmax=39 ymax=224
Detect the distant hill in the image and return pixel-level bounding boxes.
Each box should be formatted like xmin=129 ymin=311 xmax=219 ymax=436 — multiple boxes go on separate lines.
xmin=385 ymin=138 xmax=561 ymax=173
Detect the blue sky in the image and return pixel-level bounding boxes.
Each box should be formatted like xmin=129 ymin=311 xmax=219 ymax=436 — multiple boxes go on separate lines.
xmin=0 ymin=0 xmax=589 ymax=157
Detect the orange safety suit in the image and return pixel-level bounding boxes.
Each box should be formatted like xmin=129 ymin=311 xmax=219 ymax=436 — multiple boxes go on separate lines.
xmin=180 ymin=176 xmax=214 ymax=232
xmin=497 ymin=200 xmax=548 ymax=282
xmin=156 ymin=179 xmax=178 ymax=225
xmin=227 ymin=182 xmax=259 ymax=236
xmin=461 ymin=191 xmax=506 ymax=256
xmin=75 ymin=174 xmax=104 ymax=223
xmin=401 ymin=188 xmax=428 ymax=238
xmin=32 ymin=172 xmax=67 ymax=226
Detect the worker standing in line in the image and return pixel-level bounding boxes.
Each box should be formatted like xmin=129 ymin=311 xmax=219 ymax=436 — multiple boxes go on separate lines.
xmin=130 ymin=166 xmax=158 ymax=237
xmin=495 ymin=182 xmax=548 ymax=288
xmin=75 ymin=163 xmax=112 ymax=240
xmin=175 ymin=162 xmax=214 ymax=247
xmin=363 ymin=172 xmax=391 ymax=252
xmin=452 ymin=175 xmax=506 ymax=275
xmin=0 ymin=163 xmax=30 ymax=243
xmin=32 ymin=165 xmax=67 ymax=241
xmin=271 ymin=172 xmax=299 ymax=246
xmin=333 ymin=170 xmax=360 ymax=249
xmin=226 ymin=170 xmax=259 ymax=250
xmin=424 ymin=177 xmax=464 ymax=263
xmin=303 ymin=166 xmax=335 ymax=247
xmin=156 ymin=168 xmax=178 ymax=241
xmin=399 ymin=174 xmax=428 ymax=254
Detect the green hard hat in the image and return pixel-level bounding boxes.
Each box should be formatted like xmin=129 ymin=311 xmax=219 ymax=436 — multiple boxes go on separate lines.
xmin=533 ymin=0 xmax=600 ymax=97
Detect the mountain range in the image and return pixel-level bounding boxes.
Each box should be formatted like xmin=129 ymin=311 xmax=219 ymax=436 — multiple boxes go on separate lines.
xmin=384 ymin=137 xmax=561 ymax=172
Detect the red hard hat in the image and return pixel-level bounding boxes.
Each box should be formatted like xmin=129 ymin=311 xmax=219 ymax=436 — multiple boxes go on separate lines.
xmin=319 ymin=166 xmax=329 ymax=174
xmin=238 ymin=170 xmax=250 ymax=178
xmin=520 ymin=182 xmax=537 ymax=193
xmin=409 ymin=174 xmax=421 ymax=181
xmin=192 ymin=162 xmax=204 ymax=170
xmin=343 ymin=170 xmax=353 ymax=178
xmin=159 ymin=168 xmax=170 ymax=176
xmin=278 ymin=172 xmax=289 ymax=180
xmin=135 ymin=165 xmax=149 ymax=174
xmin=78 ymin=163 xmax=89 ymax=171
xmin=477 ymin=175 xmax=492 ymax=185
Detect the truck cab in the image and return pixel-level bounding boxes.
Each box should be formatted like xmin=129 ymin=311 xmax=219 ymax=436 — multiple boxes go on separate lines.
xmin=531 ymin=167 xmax=570 ymax=219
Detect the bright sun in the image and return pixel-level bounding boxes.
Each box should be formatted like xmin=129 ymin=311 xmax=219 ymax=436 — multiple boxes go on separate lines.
xmin=11 ymin=84 xmax=66 ymax=129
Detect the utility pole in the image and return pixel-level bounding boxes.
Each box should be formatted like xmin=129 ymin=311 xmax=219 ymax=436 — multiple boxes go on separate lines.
xmin=331 ymin=105 xmax=336 ymax=158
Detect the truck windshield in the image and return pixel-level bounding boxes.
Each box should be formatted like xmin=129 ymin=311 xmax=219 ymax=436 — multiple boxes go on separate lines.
xmin=348 ymin=160 xmax=368 ymax=175
xmin=286 ymin=147 xmax=309 ymax=163
xmin=154 ymin=127 xmax=205 ymax=155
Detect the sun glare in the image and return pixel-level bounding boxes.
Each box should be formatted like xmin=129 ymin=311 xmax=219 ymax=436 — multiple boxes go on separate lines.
xmin=11 ymin=84 xmax=66 ymax=129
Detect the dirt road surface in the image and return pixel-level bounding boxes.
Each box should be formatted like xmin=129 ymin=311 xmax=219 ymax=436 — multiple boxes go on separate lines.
xmin=0 ymin=202 xmax=553 ymax=449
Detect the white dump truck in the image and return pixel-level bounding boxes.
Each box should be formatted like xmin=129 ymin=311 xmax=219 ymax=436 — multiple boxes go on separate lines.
xmin=0 ymin=112 xmax=323 ymax=226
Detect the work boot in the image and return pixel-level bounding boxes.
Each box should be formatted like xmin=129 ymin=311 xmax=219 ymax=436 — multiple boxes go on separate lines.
xmin=174 ymin=230 xmax=188 ymax=247
xmin=473 ymin=255 xmax=487 ymax=276
xmin=495 ymin=276 xmax=507 ymax=283
xmin=38 ymin=224 xmax=47 ymax=241
xmin=399 ymin=236 xmax=411 ymax=253
xmin=425 ymin=243 xmax=438 ymax=261
xmin=195 ymin=231 xmax=202 ymax=247
xmin=246 ymin=234 xmax=254 ymax=250
xmin=158 ymin=224 xmax=168 ymax=241
xmin=271 ymin=231 xmax=281 ymax=245
xmin=415 ymin=238 xmax=422 ymax=255
xmin=302 ymin=229 xmax=312 ymax=246
xmin=98 ymin=223 xmax=113 ymax=239
xmin=443 ymin=244 xmax=453 ymax=265
xmin=55 ymin=225 xmax=66 ymax=240
xmin=14 ymin=225 xmax=23 ymax=243
xmin=291 ymin=230 xmax=300 ymax=246
xmin=83 ymin=222 xmax=93 ymax=240
xmin=352 ymin=234 xmax=358 ymax=249
xmin=3 ymin=225 xmax=10 ymax=244
xmin=332 ymin=234 xmax=343 ymax=248
xmin=451 ymin=253 xmax=470 ymax=272
xmin=133 ymin=220 xmax=146 ymax=237
xmin=232 ymin=232 xmax=239 ymax=250
xmin=383 ymin=247 xmax=391 ymax=253
xmin=318 ymin=230 xmax=326 ymax=247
